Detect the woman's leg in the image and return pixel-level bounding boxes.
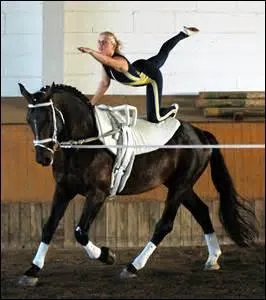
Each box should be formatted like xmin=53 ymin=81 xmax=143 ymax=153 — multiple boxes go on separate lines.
xmin=132 ymin=27 xmax=199 ymax=122
xmin=143 ymin=63 xmax=177 ymax=123
xmin=148 ymin=26 xmax=199 ymax=68
xmin=131 ymin=60 xmax=178 ymax=123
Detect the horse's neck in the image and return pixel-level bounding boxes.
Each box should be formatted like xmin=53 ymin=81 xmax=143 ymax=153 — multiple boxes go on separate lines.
xmin=55 ymin=95 xmax=98 ymax=141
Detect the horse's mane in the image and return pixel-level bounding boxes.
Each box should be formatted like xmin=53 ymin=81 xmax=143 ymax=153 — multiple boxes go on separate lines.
xmin=40 ymin=84 xmax=90 ymax=105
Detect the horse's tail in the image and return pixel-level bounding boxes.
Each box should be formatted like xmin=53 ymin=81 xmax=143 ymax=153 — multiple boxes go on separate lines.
xmin=203 ymin=130 xmax=259 ymax=247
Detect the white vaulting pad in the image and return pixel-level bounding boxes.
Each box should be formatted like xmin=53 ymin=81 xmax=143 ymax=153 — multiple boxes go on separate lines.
xmin=131 ymin=117 xmax=180 ymax=154
xmin=94 ymin=105 xmax=181 ymax=155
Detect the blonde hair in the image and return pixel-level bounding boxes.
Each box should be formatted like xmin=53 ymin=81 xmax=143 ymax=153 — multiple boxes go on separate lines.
xmin=100 ymin=31 xmax=123 ymax=54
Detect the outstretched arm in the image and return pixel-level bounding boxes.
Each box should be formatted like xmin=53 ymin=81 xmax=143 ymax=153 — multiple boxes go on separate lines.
xmin=90 ymin=67 xmax=111 ymax=106
xmin=77 ymin=47 xmax=128 ymax=73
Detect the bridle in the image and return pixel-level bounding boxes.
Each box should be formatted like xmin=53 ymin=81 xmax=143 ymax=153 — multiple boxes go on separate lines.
xmin=28 ymin=100 xmax=65 ymax=158
xmin=28 ymin=99 xmax=119 ymax=165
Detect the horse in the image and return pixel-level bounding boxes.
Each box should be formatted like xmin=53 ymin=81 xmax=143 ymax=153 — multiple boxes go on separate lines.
xmin=18 ymin=82 xmax=258 ymax=286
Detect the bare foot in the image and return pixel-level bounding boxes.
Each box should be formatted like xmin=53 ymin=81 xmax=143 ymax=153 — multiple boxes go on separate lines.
xmin=183 ymin=26 xmax=200 ymax=36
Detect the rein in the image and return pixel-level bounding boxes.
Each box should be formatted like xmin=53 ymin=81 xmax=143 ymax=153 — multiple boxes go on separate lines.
xmin=59 ymin=129 xmax=118 ymax=148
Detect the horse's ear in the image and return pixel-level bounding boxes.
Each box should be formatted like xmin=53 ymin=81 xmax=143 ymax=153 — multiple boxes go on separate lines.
xmin=44 ymin=82 xmax=56 ymax=100
xmin=18 ymin=83 xmax=33 ymax=104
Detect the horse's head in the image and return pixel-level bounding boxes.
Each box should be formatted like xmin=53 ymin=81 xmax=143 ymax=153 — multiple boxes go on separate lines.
xmin=19 ymin=82 xmax=64 ymax=166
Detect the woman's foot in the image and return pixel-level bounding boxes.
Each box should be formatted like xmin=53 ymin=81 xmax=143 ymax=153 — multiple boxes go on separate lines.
xmin=183 ymin=26 xmax=200 ymax=36
xmin=160 ymin=103 xmax=179 ymax=119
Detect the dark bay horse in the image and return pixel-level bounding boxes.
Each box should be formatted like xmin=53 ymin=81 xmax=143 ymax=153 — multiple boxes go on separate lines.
xmin=18 ymin=82 xmax=258 ymax=286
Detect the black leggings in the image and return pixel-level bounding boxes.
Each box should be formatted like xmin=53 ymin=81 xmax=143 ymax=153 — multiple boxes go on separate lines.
xmin=132 ymin=31 xmax=188 ymax=123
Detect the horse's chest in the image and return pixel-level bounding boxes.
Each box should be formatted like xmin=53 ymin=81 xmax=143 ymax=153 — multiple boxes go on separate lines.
xmin=54 ymin=169 xmax=81 ymax=186
xmin=54 ymin=155 xmax=112 ymax=190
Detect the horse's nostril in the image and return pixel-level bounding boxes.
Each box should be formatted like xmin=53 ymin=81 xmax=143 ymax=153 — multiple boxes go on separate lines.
xmin=44 ymin=157 xmax=51 ymax=165
xmin=36 ymin=155 xmax=52 ymax=166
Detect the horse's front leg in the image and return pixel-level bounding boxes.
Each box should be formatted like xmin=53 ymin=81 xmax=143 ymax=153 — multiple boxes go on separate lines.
xmin=75 ymin=188 xmax=115 ymax=265
xmin=18 ymin=184 xmax=75 ymax=286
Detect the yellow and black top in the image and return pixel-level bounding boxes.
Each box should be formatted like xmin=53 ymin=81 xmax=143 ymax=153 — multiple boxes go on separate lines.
xmin=103 ymin=54 xmax=152 ymax=87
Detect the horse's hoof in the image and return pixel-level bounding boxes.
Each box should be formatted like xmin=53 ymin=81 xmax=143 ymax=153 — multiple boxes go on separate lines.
xmin=98 ymin=247 xmax=116 ymax=265
xmin=18 ymin=275 xmax=39 ymax=286
xmin=120 ymin=268 xmax=137 ymax=279
xmin=204 ymin=262 xmax=220 ymax=271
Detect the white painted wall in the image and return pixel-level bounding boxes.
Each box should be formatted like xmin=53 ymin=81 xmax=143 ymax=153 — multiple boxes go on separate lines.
xmin=1 ymin=1 xmax=265 ymax=97
xmin=1 ymin=1 xmax=43 ymax=96
xmin=1 ymin=1 xmax=64 ymax=97
xmin=64 ymin=1 xmax=265 ymax=95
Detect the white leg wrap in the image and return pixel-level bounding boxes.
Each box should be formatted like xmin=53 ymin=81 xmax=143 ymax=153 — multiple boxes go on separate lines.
xmin=32 ymin=242 xmax=49 ymax=269
xmin=132 ymin=241 xmax=157 ymax=271
xmin=204 ymin=233 xmax=222 ymax=264
xmin=83 ymin=241 xmax=101 ymax=259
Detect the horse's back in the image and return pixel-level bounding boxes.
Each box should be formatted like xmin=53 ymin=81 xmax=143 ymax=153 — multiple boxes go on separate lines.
xmin=171 ymin=121 xmax=210 ymax=146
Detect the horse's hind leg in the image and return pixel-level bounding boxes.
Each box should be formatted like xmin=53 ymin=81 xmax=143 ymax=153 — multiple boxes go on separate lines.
xmin=18 ymin=184 xmax=75 ymax=286
xmin=182 ymin=190 xmax=222 ymax=270
xmin=120 ymin=187 xmax=183 ymax=279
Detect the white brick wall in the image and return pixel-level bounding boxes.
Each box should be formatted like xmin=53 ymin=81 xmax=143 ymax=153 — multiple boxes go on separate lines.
xmin=196 ymin=1 xmax=237 ymax=12
xmin=2 ymin=1 xmax=265 ymax=96
xmin=64 ymin=1 xmax=265 ymax=95
xmin=1 ymin=1 xmax=42 ymax=13
xmin=1 ymin=77 xmax=42 ymax=97
xmin=1 ymin=1 xmax=43 ymax=96
xmin=64 ymin=54 xmax=101 ymax=75
xmin=175 ymin=12 xmax=265 ymax=33
xmin=64 ymin=1 xmax=198 ymax=12
xmin=134 ymin=12 xmax=176 ymax=33
xmin=236 ymin=1 xmax=265 ymax=12
xmin=5 ymin=13 xmax=42 ymax=34
xmin=65 ymin=12 xmax=134 ymax=33
xmin=1 ymin=34 xmax=42 ymax=57
xmin=1 ymin=1 xmax=64 ymax=96
xmin=1 ymin=13 xmax=5 ymax=34
xmin=3 ymin=55 xmax=42 ymax=77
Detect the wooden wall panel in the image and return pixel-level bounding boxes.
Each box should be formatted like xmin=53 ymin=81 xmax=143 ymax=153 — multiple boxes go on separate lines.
xmin=1 ymin=199 xmax=264 ymax=250
xmin=1 ymin=125 xmax=55 ymax=202
xmin=192 ymin=122 xmax=265 ymax=201
xmin=1 ymin=122 xmax=265 ymax=203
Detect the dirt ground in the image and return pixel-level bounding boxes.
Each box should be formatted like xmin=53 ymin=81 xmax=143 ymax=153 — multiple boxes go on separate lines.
xmin=1 ymin=244 xmax=265 ymax=299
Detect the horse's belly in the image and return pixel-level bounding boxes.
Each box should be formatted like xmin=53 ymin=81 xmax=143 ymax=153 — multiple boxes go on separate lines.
xmin=118 ymin=151 xmax=175 ymax=195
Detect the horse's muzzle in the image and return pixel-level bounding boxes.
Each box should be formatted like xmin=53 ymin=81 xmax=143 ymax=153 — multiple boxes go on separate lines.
xmin=36 ymin=148 xmax=54 ymax=166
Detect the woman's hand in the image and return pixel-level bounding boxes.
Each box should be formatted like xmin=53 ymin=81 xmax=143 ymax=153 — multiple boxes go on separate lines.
xmin=77 ymin=47 xmax=93 ymax=54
